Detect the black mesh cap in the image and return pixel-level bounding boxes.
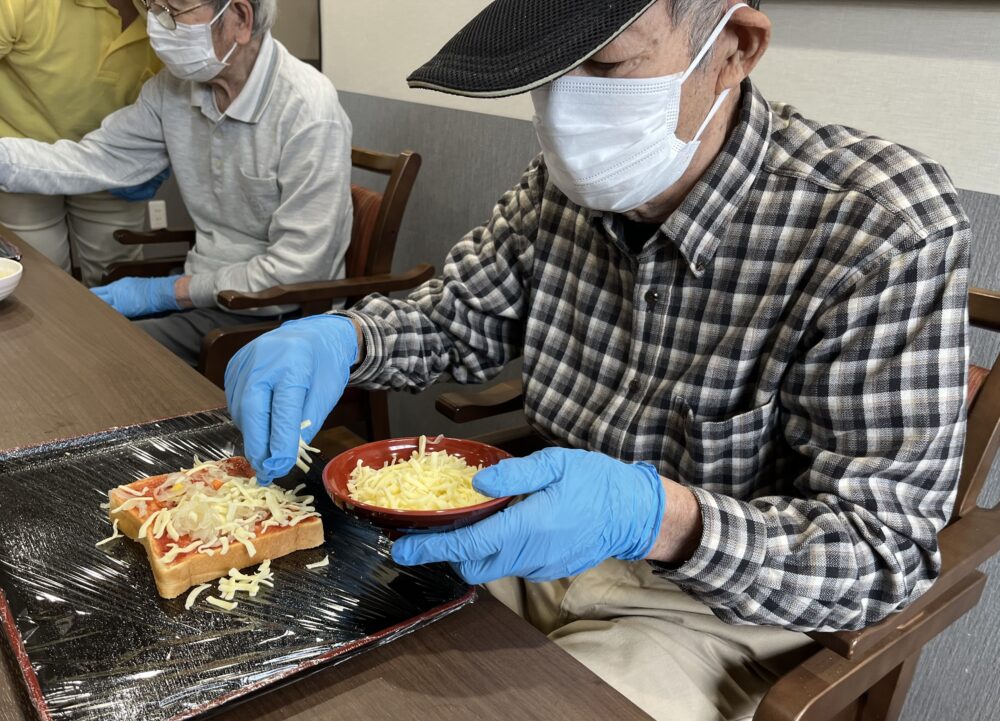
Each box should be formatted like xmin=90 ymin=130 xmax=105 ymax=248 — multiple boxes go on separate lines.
xmin=407 ymin=0 xmax=659 ymax=98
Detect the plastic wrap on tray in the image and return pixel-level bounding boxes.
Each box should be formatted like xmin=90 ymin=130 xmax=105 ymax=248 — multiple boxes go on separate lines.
xmin=0 ymin=410 xmax=473 ymax=721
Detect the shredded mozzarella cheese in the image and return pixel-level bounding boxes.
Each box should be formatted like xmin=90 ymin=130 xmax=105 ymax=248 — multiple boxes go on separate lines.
xmin=113 ymin=458 xmax=320 ymax=564
xmin=162 ymin=540 xmax=202 ymax=564
xmin=95 ymin=519 xmax=122 ymax=547
xmin=218 ymin=560 xmax=274 ymax=600
xmin=137 ymin=509 xmax=163 ymax=540
xmin=347 ymin=435 xmax=493 ymax=511
xmin=184 ymin=584 xmax=212 ymax=610
xmin=296 ymin=420 xmax=320 ymax=473
xmin=206 ymin=596 xmax=238 ymax=611
xmin=305 ymin=555 xmax=329 ymax=569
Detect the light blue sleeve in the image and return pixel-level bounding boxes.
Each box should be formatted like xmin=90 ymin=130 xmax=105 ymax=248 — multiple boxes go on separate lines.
xmin=0 ymin=73 xmax=170 ymax=195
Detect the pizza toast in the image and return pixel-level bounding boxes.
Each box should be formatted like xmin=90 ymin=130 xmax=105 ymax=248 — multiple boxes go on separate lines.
xmin=107 ymin=457 xmax=324 ymax=599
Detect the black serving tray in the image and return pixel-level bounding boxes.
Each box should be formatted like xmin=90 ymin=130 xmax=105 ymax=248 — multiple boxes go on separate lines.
xmin=0 ymin=410 xmax=473 ymax=721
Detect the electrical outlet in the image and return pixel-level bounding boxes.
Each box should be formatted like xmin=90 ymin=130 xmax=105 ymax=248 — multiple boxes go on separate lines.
xmin=148 ymin=200 xmax=168 ymax=230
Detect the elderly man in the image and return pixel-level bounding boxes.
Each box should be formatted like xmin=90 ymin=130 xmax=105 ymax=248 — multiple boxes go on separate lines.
xmin=226 ymin=1 xmax=969 ymax=718
xmin=0 ymin=0 xmax=352 ymax=365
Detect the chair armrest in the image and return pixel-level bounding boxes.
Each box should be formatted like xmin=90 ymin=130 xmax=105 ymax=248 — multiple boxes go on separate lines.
xmin=199 ymin=321 xmax=283 ymax=387
xmin=113 ymin=229 xmax=196 ymax=246
xmin=216 ymin=263 xmax=434 ymax=310
xmin=970 ymin=287 xmax=1000 ymax=332
xmin=466 ymin=425 xmax=552 ymax=457
xmin=102 ymin=257 xmax=188 ymax=283
xmin=754 ymin=569 xmax=987 ymax=721
xmin=435 ymin=379 xmax=525 ymax=423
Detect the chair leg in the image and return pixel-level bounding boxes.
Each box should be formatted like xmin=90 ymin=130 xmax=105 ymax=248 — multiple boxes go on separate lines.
xmin=858 ymin=654 xmax=920 ymax=721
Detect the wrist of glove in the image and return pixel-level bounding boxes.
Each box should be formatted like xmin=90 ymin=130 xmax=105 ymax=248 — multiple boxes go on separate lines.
xmin=391 ymin=447 xmax=667 ymax=584
xmin=108 ymin=168 xmax=171 ymax=202
xmin=90 ymin=275 xmax=181 ymax=318
xmin=225 ymin=314 xmax=358 ymax=484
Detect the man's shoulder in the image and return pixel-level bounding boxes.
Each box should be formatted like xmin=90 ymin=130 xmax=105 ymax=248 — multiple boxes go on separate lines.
xmin=270 ymin=40 xmax=347 ymax=127
xmin=763 ymin=101 xmax=967 ymax=240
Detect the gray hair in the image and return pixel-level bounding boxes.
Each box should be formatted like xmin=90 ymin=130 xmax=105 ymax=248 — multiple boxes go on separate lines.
xmin=213 ymin=0 xmax=277 ymax=38
xmin=667 ymin=0 xmax=761 ymax=69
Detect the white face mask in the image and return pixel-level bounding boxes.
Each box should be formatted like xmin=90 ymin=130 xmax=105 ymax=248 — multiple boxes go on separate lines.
xmin=147 ymin=1 xmax=238 ymax=83
xmin=530 ymin=3 xmax=748 ymax=213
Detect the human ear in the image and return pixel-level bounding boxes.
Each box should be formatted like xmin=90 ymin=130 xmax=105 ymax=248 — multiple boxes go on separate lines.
xmin=715 ymin=5 xmax=771 ymax=94
xmin=230 ymin=0 xmax=255 ymax=44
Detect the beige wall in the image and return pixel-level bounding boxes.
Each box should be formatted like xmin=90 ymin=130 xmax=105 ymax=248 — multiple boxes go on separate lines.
xmin=321 ymin=0 xmax=1000 ymax=194
xmin=273 ymin=0 xmax=320 ymax=61
xmin=321 ymin=0 xmax=529 ymax=117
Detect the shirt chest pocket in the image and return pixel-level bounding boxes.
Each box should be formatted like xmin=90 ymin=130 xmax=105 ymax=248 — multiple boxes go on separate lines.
xmin=676 ymin=395 xmax=781 ymax=498
xmin=237 ymin=168 xmax=280 ymax=225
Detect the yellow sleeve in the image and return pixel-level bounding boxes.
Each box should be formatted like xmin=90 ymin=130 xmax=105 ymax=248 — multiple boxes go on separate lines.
xmin=0 ymin=0 xmax=26 ymax=60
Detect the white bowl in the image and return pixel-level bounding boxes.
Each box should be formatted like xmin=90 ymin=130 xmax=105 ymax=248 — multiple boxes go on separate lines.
xmin=0 ymin=257 xmax=23 ymax=302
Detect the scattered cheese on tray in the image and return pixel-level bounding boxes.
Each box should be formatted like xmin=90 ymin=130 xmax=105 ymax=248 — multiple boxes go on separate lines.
xmin=184 ymin=584 xmax=212 ymax=610
xmin=218 ymin=560 xmax=274 ymax=600
xmin=305 ymin=555 xmax=329 ymax=569
xmin=206 ymin=596 xmax=238 ymax=611
xmin=95 ymin=519 xmax=122 ymax=547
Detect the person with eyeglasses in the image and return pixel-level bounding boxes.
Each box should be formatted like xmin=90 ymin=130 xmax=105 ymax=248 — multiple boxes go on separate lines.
xmin=0 ymin=0 xmax=166 ymax=287
xmin=0 ymin=0 xmax=353 ymax=367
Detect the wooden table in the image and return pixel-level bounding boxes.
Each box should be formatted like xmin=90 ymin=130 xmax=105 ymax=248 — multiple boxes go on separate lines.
xmin=0 ymin=233 xmax=223 ymax=451
xmin=0 ymin=233 xmax=652 ymax=721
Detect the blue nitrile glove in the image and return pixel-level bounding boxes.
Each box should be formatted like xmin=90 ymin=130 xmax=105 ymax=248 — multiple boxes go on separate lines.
xmin=224 ymin=314 xmax=358 ymax=485
xmin=391 ymin=448 xmax=667 ymax=583
xmin=91 ymin=275 xmax=181 ymax=318
xmin=108 ymin=168 xmax=171 ymax=201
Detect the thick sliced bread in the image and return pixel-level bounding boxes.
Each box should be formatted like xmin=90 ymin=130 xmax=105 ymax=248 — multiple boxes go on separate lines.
xmin=108 ymin=457 xmax=324 ymax=599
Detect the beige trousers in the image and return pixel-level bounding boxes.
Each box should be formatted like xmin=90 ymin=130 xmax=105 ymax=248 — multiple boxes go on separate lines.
xmin=487 ymin=559 xmax=814 ymax=721
xmin=0 ymin=191 xmax=144 ymax=287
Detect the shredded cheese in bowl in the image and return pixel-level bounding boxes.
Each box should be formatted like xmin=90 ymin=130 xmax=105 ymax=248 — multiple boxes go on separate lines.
xmin=111 ymin=458 xmax=320 ymax=563
xmin=347 ymin=435 xmax=493 ymax=511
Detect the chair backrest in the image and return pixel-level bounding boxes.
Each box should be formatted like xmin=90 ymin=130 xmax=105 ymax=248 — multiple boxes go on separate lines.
xmin=953 ymin=287 xmax=1000 ymax=521
xmin=198 ymin=146 xmax=423 ymax=441
xmin=345 ymin=147 xmax=422 ymax=282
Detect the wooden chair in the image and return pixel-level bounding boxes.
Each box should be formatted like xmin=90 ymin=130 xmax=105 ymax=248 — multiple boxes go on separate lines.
xmin=103 ymin=147 xmax=430 ymax=441
xmin=434 ymin=288 xmax=1000 ymax=721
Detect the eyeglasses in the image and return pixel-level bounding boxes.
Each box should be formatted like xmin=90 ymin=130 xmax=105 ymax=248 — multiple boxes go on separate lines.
xmin=142 ymin=0 xmax=217 ymax=31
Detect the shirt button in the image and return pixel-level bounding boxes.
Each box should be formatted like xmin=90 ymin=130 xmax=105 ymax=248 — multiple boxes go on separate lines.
xmin=644 ymin=290 xmax=659 ymax=310
xmin=629 ymin=379 xmax=641 ymax=394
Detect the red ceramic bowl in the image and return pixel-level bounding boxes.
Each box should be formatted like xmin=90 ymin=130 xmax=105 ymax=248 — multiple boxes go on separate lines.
xmin=322 ymin=436 xmax=513 ymax=533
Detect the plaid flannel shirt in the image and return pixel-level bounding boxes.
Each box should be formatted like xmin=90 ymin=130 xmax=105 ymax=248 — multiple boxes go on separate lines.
xmin=344 ymin=80 xmax=970 ymax=632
